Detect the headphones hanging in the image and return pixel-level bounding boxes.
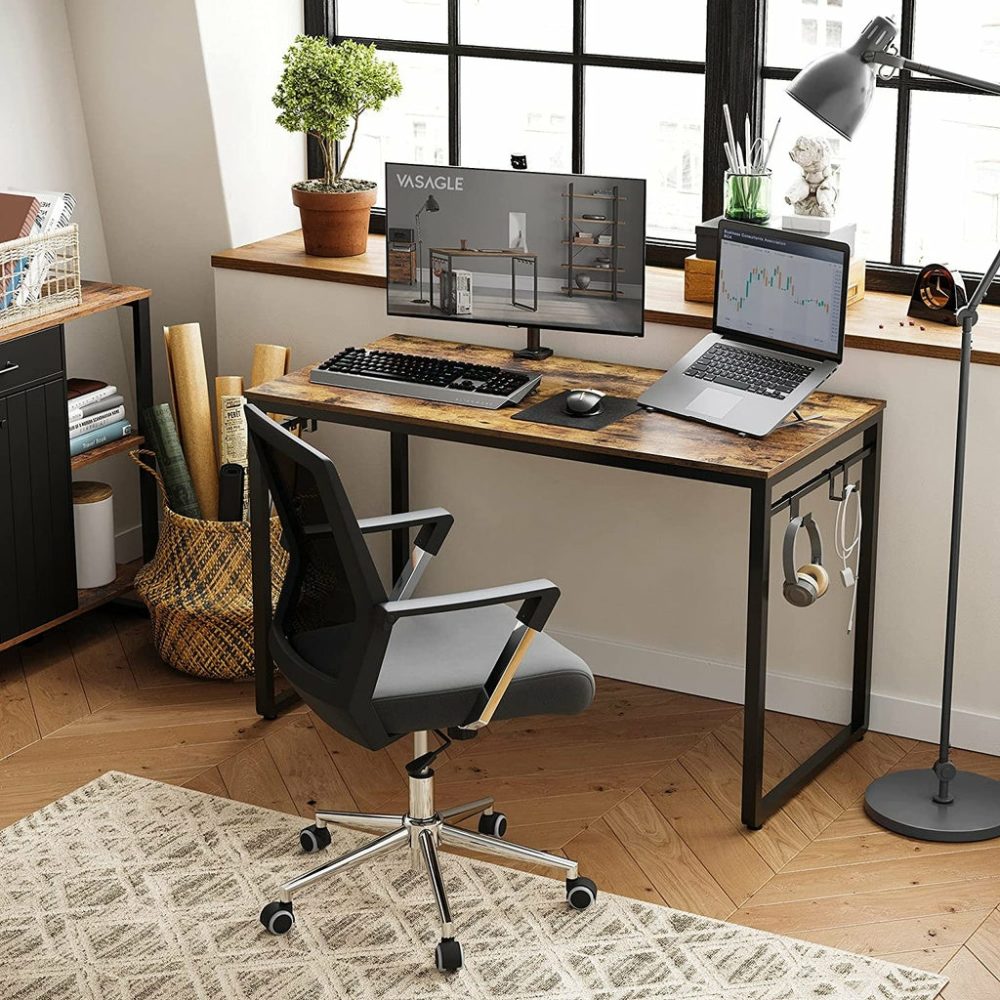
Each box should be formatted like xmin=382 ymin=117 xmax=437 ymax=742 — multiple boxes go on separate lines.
xmin=782 ymin=512 xmax=829 ymax=608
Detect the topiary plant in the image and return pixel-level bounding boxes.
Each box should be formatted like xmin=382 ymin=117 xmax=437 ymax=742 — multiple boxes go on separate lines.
xmin=273 ymin=35 xmax=402 ymax=192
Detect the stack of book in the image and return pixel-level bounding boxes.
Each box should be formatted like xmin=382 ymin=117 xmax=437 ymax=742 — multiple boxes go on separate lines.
xmin=67 ymin=379 xmax=133 ymax=458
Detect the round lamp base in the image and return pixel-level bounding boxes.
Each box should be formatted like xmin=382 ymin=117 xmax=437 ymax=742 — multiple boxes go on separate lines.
xmin=865 ymin=769 xmax=1000 ymax=842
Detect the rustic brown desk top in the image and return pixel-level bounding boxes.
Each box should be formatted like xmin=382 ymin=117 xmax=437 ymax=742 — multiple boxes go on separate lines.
xmin=212 ymin=231 xmax=1000 ymax=368
xmin=0 ymin=281 xmax=151 ymax=345
xmin=429 ymin=247 xmax=538 ymax=258
xmin=246 ymin=335 xmax=884 ymax=481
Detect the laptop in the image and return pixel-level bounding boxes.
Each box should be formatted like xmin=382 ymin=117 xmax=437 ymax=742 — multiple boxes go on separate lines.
xmin=639 ymin=220 xmax=850 ymax=437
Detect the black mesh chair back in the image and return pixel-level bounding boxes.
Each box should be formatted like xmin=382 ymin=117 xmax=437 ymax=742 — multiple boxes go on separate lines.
xmin=245 ymin=405 xmax=394 ymax=748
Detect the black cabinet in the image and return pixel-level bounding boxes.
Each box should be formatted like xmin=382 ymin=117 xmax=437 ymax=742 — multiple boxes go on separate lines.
xmin=0 ymin=328 xmax=77 ymax=641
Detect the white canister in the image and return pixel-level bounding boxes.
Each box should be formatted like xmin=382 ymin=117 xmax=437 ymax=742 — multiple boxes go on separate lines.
xmin=73 ymin=481 xmax=117 ymax=588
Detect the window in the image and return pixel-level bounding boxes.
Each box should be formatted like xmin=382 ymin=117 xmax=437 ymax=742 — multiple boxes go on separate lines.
xmin=315 ymin=0 xmax=708 ymax=262
xmin=312 ymin=1 xmax=1000 ymax=298
xmin=764 ymin=1 xmax=1000 ymax=299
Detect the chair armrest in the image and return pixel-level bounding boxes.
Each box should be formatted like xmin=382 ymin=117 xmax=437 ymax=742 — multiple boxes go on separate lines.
xmin=357 ymin=507 xmax=453 ymax=556
xmin=378 ymin=579 xmax=559 ymax=633
xmin=378 ymin=579 xmax=561 ymax=731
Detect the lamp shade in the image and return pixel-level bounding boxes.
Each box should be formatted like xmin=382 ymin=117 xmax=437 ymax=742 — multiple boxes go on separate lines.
xmin=787 ymin=15 xmax=897 ymax=140
xmin=425 ymin=195 xmax=440 ymax=213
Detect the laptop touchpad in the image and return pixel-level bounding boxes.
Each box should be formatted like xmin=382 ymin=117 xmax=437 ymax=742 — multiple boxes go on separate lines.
xmin=687 ymin=387 xmax=741 ymax=419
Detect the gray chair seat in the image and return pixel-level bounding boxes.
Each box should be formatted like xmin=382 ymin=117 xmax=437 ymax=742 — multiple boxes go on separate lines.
xmin=293 ymin=604 xmax=595 ymax=735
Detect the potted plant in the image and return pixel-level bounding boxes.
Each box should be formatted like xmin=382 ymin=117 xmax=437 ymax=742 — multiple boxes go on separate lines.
xmin=273 ymin=35 xmax=402 ymax=257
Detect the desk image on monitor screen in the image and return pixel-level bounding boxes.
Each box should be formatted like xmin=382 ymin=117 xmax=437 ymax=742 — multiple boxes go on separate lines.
xmin=385 ymin=163 xmax=646 ymax=345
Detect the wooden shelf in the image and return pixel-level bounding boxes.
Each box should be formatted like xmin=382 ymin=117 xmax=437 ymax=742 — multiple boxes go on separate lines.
xmin=0 ymin=281 xmax=151 ymax=346
xmin=560 ymin=264 xmax=623 ymax=272
xmin=562 ymin=241 xmax=624 ymax=249
xmin=561 ymin=193 xmax=628 ymax=201
xmin=561 ymin=217 xmax=626 ymax=224
xmin=212 ymin=231 xmax=1000 ymax=368
xmin=0 ymin=559 xmax=143 ymax=654
xmin=71 ymin=433 xmax=144 ymax=471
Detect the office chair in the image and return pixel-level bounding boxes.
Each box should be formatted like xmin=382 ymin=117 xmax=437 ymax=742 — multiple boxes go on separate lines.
xmin=246 ymin=405 xmax=597 ymax=972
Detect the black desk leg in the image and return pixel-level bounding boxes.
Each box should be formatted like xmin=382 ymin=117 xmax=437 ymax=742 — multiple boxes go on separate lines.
xmin=249 ymin=437 xmax=277 ymax=718
xmin=130 ymin=299 xmax=158 ymax=561
xmin=852 ymin=415 xmax=883 ymax=732
xmin=390 ymin=432 xmax=410 ymax=581
xmin=742 ymin=480 xmax=772 ymax=830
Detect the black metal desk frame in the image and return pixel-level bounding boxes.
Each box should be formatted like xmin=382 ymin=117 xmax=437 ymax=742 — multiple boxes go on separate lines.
xmin=249 ymin=400 xmax=882 ymax=831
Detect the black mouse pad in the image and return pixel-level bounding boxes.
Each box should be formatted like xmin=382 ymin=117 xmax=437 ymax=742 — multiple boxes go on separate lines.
xmin=511 ymin=391 xmax=641 ymax=431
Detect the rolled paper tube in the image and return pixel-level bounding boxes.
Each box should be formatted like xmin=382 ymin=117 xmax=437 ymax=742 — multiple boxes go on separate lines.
xmin=164 ymin=323 xmax=219 ymax=519
xmin=215 ymin=375 xmax=243 ymax=465
xmin=250 ymin=343 xmax=293 ymax=427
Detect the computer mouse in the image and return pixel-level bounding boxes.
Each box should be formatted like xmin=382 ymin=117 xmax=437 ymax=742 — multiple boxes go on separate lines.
xmin=565 ymin=388 xmax=606 ymax=417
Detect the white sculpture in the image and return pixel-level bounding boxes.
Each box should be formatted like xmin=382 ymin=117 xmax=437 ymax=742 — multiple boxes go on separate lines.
xmin=784 ymin=135 xmax=839 ymax=217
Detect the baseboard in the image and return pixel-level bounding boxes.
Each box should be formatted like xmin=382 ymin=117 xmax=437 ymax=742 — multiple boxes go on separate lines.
xmin=550 ymin=626 xmax=1000 ymax=757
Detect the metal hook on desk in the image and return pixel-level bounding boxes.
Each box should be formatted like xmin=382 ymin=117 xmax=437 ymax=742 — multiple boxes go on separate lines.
xmin=828 ymin=459 xmax=860 ymax=502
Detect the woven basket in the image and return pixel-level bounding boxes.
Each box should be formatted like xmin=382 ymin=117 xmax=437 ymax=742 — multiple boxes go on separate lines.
xmin=0 ymin=224 xmax=81 ymax=330
xmin=131 ymin=450 xmax=287 ymax=680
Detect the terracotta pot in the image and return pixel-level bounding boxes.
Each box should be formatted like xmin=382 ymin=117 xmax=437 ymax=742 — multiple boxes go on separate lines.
xmin=292 ymin=185 xmax=377 ymax=257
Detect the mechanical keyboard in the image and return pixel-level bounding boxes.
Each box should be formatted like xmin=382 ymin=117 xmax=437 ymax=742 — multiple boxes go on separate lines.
xmin=683 ymin=342 xmax=814 ymax=401
xmin=309 ymin=347 xmax=541 ymax=409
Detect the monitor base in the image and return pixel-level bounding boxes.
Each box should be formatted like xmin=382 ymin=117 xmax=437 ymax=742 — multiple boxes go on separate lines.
xmin=513 ymin=326 xmax=553 ymax=361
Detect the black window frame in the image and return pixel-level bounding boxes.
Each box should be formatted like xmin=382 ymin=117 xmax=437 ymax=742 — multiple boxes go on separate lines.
xmin=305 ymin=0 xmax=999 ymax=304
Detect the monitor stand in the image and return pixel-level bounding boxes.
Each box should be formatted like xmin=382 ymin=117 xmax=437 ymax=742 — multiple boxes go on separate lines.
xmin=513 ymin=326 xmax=553 ymax=361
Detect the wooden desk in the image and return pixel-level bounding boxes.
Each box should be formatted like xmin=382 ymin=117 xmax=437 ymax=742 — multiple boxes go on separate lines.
xmin=428 ymin=248 xmax=538 ymax=313
xmin=247 ymin=335 xmax=885 ymax=830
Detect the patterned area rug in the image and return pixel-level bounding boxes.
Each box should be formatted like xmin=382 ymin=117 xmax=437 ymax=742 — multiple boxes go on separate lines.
xmin=1 ymin=772 xmax=946 ymax=999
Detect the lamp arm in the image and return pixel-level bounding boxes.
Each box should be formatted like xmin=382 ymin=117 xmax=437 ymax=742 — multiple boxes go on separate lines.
xmin=868 ymin=51 xmax=1000 ymax=96
xmin=959 ymin=246 xmax=1000 ymax=322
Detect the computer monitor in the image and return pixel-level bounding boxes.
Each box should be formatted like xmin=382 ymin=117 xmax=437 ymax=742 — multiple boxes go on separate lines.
xmin=385 ymin=163 xmax=646 ymax=358
xmin=714 ymin=221 xmax=849 ymax=363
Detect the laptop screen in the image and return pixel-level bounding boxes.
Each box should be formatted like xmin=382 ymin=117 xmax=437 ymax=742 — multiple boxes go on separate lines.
xmin=713 ymin=222 xmax=849 ymax=363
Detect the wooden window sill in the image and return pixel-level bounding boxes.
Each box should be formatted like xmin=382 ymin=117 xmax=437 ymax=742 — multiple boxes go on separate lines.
xmin=211 ymin=232 xmax=1000 ymax=368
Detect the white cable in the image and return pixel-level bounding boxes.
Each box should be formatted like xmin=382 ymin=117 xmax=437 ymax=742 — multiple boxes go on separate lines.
xmin=835 ymin=483 xmax=862 ymax=633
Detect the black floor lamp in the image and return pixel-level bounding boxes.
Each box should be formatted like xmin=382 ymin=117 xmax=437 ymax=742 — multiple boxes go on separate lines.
xmin=412 ymin=194 xmax=440 ymax=305
xmin=788 ymin=14 xmax=1000 ymax=842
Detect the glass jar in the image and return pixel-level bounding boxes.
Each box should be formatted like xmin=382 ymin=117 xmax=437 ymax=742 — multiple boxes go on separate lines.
xmin=724 ymin=169 xmax=772 ymax=223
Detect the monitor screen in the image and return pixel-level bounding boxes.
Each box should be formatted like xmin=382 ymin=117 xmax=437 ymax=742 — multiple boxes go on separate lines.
xmin=714 ymin=222 xmax=849 ymax=362
xmin=385 ymin=163 xmax=646 ymax=337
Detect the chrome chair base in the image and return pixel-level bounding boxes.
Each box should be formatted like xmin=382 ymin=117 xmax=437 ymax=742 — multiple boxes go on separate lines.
xmin=260 ymin=733 xmax=597 ymax=972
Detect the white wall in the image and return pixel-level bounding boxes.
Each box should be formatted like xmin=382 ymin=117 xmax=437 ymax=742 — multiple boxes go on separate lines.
xmin=0 ymin=0 xmax=139 ymax=558
xmin=195 ymin=0 xmax=303 ymax=248
xmin=215 ymin=267 xmax=1000 ymax=756
xmin=65 ymin=0 xmax=232 ymax=400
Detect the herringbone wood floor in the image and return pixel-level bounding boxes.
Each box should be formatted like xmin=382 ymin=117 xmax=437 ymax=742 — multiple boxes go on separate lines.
xmin=2 ymin=607 xmax=1000 ymax=997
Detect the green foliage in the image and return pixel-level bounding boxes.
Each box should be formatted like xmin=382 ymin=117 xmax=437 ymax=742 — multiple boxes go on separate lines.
xmin=273 ymin=35 xmax=402 ymax=187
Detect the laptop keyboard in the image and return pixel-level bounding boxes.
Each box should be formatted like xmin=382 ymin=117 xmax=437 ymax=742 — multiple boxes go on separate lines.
xmin=683 ymin=343 xmax=814 ymax=400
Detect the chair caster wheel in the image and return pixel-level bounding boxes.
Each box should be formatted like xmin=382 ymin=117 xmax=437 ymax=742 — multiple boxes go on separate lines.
xmin=260 ymin=900 xmax=295 ymax=934
xmin=299 ymin=823 xmax=332 ymax=853
xmin=478 ymin=811 xmax=507 ymax=837
xmin=566 ymin=875 xmax=597 ymax=910
xmin=435 ymin=937 xmax=464 ymax=972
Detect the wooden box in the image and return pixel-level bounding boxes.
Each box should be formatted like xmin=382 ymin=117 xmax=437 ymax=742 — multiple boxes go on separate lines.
xmin=388 ymin=243 xmax=416 ymax=284
xmin=683 ymin=254 xmax=867 ymax=307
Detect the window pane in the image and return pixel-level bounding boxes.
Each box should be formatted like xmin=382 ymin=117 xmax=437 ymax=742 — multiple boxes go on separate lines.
xmin=337 ymin=0 xmax=447 ymax=42
xmin=765 ymin=0 xmax=902 ymax=68
xmin=906 ymin=91 xmax=1000 ymax=270
xmin=460 ymin=59 xmax=572 ymax=172
xmin=585 ymin=68 xmax=704 ymax=241
xmin=585 ymin=0 xmax=706 ymax=61
xmin=763 ymin=79 xmax=896 ymax=262
xmin=913 ymin=0 xmax=1000 ymax=83
xmin=348 ymin=52 xmax=448 ymax=206
xmin=460 ymin=0 xmax=572 ymax=51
